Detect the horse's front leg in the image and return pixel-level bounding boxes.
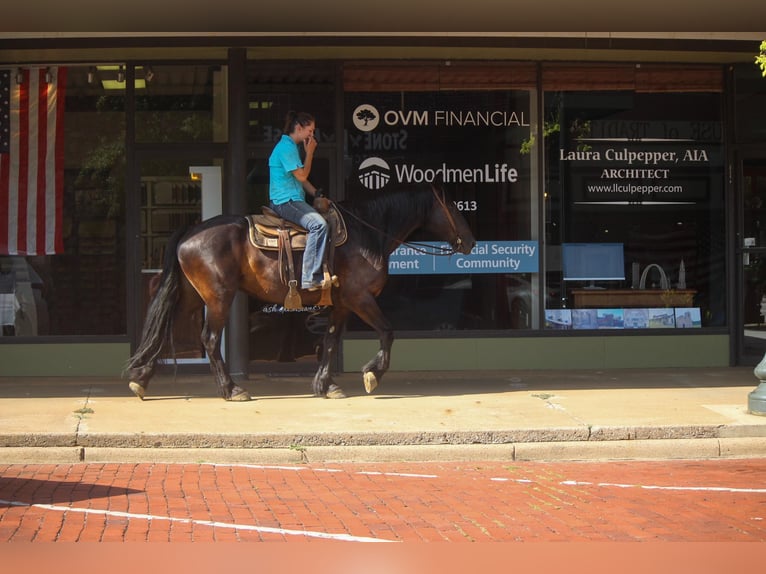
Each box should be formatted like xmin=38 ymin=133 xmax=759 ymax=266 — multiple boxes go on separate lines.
xmin=312 ymin=307 xmax=349 ymax=399
xmin=351 ymin=295 xmax=393 ymax=394
xmin=202 ymin=302 xmax=251 ymax=401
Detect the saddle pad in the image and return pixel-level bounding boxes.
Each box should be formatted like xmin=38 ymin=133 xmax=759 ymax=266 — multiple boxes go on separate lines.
xmin=247 ymin=203 xmax=348 ymax=251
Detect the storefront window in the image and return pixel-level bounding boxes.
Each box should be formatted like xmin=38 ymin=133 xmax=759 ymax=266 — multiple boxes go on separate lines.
xmin=135 ymin=64 xmax=227 ymax=143
xmin=542 ymin=66 xmax=725 ymax=330
xmin=343 ymin=63 xmax=537 ymax=331
xmin=246 ymin=61 xmax=337 ymax=148
xmin=1 ymin=65 xmax=126 ymax=336
xmin=734 ymin=64 xmax=766 ymax=143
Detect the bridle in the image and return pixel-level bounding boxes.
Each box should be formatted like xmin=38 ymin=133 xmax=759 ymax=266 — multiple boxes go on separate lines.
xmin=430 ymin=185 xmax=464 ymax=252
xmin=335 ymin=186 xmax=465 ymax=257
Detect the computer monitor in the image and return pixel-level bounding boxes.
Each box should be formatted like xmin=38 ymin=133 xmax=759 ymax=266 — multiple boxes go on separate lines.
xmin=562 ymin=243 xmax=625 ymax=286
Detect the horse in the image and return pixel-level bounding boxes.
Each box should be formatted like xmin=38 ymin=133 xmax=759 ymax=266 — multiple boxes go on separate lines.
xmin=124 ymin=183 xmax=476 ymax=401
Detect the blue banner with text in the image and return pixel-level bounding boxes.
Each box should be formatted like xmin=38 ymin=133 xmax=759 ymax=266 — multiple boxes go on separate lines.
xmin=388 ymin=241 xmax=539 ymax=275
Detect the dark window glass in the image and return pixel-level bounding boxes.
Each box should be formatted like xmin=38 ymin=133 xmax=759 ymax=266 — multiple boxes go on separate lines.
xmin=135 ymin=64 xmax=227 ymax=143
xmin=1 ymin=65 xmax=127 ymax=336
xmin=543 ymin=90 xmax=725 ymax=329
xmin=344 ymin=89 xmax=535 ymax=332
xmin=734 ymin=64 xmax=766 ymax=143
xmin=247 ymin=61 xmax=336 ymax=147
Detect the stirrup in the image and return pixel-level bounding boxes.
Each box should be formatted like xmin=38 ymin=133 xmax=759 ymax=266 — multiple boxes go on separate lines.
xmin=284 ymin=279 xmax=303 ymax=310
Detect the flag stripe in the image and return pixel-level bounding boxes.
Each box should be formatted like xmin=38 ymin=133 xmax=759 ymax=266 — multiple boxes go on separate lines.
xmin=0 ymin=149 xmax=8 ymax=254
xmin=53 ymin=67 xmax=66 ymax=254
xmin=0 ymin=66 xmax=65 ymax=255
xmin=36 ymin=69 xmax=48 ymax=255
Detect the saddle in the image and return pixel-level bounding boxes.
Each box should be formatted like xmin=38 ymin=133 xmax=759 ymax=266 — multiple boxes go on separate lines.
xmin=246 ymin=200 xmax=347 ymax=309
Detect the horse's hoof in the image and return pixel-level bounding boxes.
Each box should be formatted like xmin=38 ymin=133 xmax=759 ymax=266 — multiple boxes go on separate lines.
xmin=363 ymin=371 xmax=378 ymax=394
xmin=228 ymin=390 xmax=252 ymax=402
xmin=128 ymin=381 xmax=145 ymax=401
xmin=326 ymin=387 xmax=347 ymax=399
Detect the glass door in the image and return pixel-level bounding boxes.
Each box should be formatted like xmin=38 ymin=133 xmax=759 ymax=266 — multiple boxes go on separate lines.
xmin=738 ymin=156 xmax=766 ymax=364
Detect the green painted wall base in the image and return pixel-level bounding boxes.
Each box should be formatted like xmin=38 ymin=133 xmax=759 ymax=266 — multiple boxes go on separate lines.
xmin=0 ymin=343 xmax=130 ymax=377
xmin=342 ymin=334 xmax=730 ymax=372
xmin=0 ymin=335 xmax=730 ymax=377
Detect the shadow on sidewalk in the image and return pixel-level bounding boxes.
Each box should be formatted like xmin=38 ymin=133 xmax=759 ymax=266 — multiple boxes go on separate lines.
xmin=0 ymin=477 xmax=142 ymax=507
xmin=0 ymin=367 xmax=758 ymax=400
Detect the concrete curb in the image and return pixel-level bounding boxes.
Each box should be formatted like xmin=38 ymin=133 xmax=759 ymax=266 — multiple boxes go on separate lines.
xmin=2 ymin=437 xmax=765 ymax=464
xmin=4 ymin=423 xmax=766 ymax=450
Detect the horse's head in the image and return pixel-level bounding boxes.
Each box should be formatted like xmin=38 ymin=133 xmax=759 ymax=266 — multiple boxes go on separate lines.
xmin=426 ymin=184 xmax=476 ymax=255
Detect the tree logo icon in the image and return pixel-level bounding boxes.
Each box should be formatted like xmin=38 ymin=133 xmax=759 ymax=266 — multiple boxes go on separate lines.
xmin=352 ymin=104 xmax=380 ymax=132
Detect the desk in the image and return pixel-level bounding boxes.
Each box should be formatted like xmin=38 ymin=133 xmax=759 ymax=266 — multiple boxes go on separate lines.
xmin=572 ymin=289 xmax=696 ymax=309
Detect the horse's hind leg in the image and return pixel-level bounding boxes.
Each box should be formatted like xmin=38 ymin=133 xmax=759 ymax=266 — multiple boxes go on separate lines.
xmin=201 ymin=295 xmax=251 ymax=401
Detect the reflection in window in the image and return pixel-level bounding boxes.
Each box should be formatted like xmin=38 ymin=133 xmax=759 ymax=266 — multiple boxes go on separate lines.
xmin=247 ymin=61 xmax=337 ymax=147
xmin=135 ymin=64 xmax=227 ymax=143
xmin=344 ymin=86 xmax=535 ymax=332
xmin=1 ymin=65 xmax=127 ymax=336
xmin=543 ymin=88 xmax=725 ymax=329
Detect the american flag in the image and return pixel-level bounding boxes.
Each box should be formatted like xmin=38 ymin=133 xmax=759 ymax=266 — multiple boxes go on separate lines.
xmin=0 ymin=66 xmax=66 ymax=255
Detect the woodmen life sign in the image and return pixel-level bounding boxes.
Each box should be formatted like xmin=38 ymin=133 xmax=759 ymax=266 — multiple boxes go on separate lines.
xmin=344 ymin=90 xmax=538 ymax=275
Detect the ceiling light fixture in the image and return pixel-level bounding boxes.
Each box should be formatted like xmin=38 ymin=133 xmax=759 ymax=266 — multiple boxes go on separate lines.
xmin=117 ymin=65 xmax=125 ymax=83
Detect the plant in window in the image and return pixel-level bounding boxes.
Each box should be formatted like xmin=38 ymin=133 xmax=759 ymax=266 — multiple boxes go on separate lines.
xmin=756 ymin=41 xmax=766 ymax=77
xmin=520 ymin=117 xmax=560 ymax=154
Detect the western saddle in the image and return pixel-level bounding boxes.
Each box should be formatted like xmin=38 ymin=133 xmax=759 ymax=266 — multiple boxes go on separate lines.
xmin=246 ymin=198 xmax=346 ymax=309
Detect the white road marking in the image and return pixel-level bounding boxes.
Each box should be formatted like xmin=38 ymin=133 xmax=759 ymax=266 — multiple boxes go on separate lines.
xmin=214 ymin=463 xmax=764 ymax=493
xmin=210 ymin=464 xmax=342 ymax=473
xmin=0 ymin=499 xmax=394 ymax=543
xmin=356 ymin=471 xmax=439 ymax=478
xmin=209 ymin=463 xmax=437 ymax=479
xmin=559 ymin=480 xmax=766 ymax=494
xmin=489 ymin=477 xmax=766 ymax=494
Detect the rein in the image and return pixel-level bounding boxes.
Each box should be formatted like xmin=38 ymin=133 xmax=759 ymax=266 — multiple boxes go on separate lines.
xmin=334 ymin=187 xmax=462 ymax=257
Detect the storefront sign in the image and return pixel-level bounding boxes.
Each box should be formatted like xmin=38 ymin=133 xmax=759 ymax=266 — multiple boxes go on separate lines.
xmin=557 ymin=120 xmax=722 ymax=205
xmin=389 ymin=241 xmax=538 ymax=275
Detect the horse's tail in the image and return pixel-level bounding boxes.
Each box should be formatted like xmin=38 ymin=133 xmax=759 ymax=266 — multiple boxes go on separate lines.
xmin=123 ymin=226 xmax=186 ymax=379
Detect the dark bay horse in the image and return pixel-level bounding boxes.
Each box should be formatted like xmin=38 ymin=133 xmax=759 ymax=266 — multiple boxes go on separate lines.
xmin=125 ymin=184 xmax=476 ymax=401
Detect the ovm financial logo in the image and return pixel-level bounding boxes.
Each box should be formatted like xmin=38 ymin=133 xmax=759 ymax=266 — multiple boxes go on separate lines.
xmin=353 ymin=104 xmax=380 ymax=132
xmin=358 ymin=157 xmax=391 ymax=190
xmin=353 ymin=103 xmax=528 ymax=130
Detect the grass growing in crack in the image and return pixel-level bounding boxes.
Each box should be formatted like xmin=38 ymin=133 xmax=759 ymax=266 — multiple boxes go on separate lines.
xmin=289 ymin=444 xmax=309 ymax=463
xmin=73 ymin=407 xmax=94 ymax=419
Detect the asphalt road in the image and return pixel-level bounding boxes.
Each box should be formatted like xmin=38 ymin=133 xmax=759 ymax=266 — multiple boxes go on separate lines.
xmin=2 ymin=458 xmax=765 ymax=543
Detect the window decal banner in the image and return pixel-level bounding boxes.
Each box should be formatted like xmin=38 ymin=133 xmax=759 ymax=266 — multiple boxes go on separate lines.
xmin=389 ymin=241 xmax=539 ymax=275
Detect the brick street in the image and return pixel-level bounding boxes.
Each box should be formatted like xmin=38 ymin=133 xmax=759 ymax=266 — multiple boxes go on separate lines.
xmin=1 ymin=458 xmax=765 ymax=542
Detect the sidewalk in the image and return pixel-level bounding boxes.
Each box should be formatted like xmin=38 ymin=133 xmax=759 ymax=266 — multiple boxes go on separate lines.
xmin=1 ymin=367 xmax=765 ymax=464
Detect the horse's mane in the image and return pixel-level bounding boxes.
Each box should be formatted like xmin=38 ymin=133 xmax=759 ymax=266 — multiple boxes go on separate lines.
xmin=340 ymin=187 xmax=435 ymax=258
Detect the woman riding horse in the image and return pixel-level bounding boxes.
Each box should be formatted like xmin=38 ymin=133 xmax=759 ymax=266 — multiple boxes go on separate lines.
xmin=125 ymin=183 xmax=476 ymax=401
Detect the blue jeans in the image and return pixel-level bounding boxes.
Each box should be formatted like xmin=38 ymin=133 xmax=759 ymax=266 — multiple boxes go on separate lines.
xmin=270 ymin=200 xmax=328 ymax=288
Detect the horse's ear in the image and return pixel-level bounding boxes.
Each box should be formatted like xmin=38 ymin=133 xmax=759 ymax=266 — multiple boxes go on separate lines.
xmin=430 ymin=182 xmax=448 ymax=203
xmin=430 ymin=181 xmax=444 ymax=196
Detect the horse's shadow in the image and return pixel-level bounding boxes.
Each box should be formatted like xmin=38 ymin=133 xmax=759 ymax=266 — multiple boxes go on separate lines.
xmin=0 ymin=477 xmax=142 ymax=507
